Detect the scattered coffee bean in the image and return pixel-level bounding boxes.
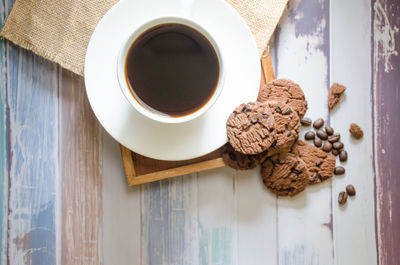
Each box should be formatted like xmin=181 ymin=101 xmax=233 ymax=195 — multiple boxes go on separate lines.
xmin=325 ymin=126 xmax=334 ymax=135
xmin=328 ymin=133 xmax=341 ymax=143
xmin=346 ymin=184 xmax=356 ymax=196
xmin=334 ymin=166 xmax=345 ymax=175
xmin=338 ymin=191 xmax=348 ymax=205
xmin=313 ymin=118 xmax=324 ymax=129
xmin=300 ymin=117 xmax=312 ymax=126
xmin=332 ymin=149 xmax=340 ymax=156
xmin=322 ymin=141 xmax=333 ymax=152
xmin=339 ymin=150 xmax=348 ymax=161
xmin=314 ymin=137 xmax=322 ymax=147
xmin=305 ymin=131 xmax=316 ymax=140
xmin=333 ymin=141 xmax=344 ymax=150
xmin=275 ymin=107 xmax=282 ymax=114
xmin=287 ymin=131 xmax=292 ymax=137
xmin=251 ymin=118 xmax=258 ymax=124
xmin=316 ymin=160 xmax=322 ymax=167
xmin=317 ymin=130 xmax=328 ymax=140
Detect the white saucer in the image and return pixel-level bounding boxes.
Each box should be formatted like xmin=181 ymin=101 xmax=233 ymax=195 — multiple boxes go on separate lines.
xmin=85 ymin=0 xmax=261 ymax=161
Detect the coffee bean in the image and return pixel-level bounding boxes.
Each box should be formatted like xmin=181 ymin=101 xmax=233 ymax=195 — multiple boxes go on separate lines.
xmin=334 ymin=166 xmax=345 ymax=175
xmin=317 ymin=130 xmax=328 ymax=140
xmin=305 ymin=131 xmax=316 ymax=140
xmin=322 ymin=141 xmax=333 ymax=152
xmin=346 ymin=184 xmax=356 ymax=196
xmin=339 ymin=150 xmax=348 ymax=161
xmin=328 ymin=133 xmax=341 ymax=143
xmin=287 ymin=131 xmax=292 ymax=137
xmin=300 ymin=117 xmax=312 ymax=126
xmin=333 ymin=141 xmax=344 ymax=150
xmin=338 ymin=191 xmax=348 ymax=205
xmin=313 ymin=118 xmax=324 ymax=129
xmin=251 ymin=118 xmax=258 ymax=124
xmin=310 ymin=173 xmax=319 ymax=180
xmin=332 ymin=149 xmax=340 ymax=156
xmin=316 ymin=160 xmax=322 ymax=167
xmin=325 ymin=126 xmax=334 ymax=135
xmin=314 ymin=137 xmax=322 ymax=147
xmin=275 ymin=107 xmax=282 ymax=114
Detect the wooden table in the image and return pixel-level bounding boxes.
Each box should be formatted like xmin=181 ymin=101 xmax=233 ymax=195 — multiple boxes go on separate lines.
xmin=0 ymin=0 xmax=399 ymax=264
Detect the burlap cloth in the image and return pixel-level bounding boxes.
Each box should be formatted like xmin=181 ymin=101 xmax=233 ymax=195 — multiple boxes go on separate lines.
xmin=1 ymin=0 xmax=288 ymax=76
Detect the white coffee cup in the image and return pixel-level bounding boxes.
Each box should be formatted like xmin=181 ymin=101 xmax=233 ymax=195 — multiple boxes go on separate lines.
xmin=117 ymin=16 xmax=225 ymax=124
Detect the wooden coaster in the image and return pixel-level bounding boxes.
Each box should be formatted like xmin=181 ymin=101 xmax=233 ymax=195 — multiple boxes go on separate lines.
xmin=120 ymin=50 xmax=275 ymax=186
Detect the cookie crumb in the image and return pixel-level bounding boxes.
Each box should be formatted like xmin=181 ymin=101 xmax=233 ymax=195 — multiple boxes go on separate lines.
xmin=328 ymin=83 xmax=346 ymax=109
xmin=349 ymin=123 xmax=363 ymax=139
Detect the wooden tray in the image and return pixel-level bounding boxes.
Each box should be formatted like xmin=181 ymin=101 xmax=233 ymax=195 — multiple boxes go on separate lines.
xmin=120 ymin=50 xmax=275 ymax=186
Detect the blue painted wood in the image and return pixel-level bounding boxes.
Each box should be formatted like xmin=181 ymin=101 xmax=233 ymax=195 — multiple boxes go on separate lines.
xmin=3 ymin=37 xmax=58 ymax=265
xmin=0 ymin=9 xmax=8 ymax=265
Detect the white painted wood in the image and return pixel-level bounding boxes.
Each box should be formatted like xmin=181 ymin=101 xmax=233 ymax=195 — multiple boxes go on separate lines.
xmin=236 ymin=168 xmax=278 ymax=265
xmin=273 ymin=0 xmax=334 ymax=264
xmin=197 ymin=167 xmax=238 ymax=265
xmin=330 ymin=1 xmax=377 ymax=264
xmin=102 ymin=130 xmax=141 ymax=265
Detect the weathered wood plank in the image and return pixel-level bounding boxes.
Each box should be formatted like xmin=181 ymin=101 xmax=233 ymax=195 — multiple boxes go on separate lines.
xmin=372 ymin=1 xmax=400 ymax=264
xmin=5 ymin=44 xmax=58 ymax=265
xmin=274 ymin=0 xmax=334 ymax=264
xmin=197 ymin=167 xmax=237 ymax=265
xmin=141 ymin=174 xmax=199 ymax=265
xmin=60 ymin=69 xmax=103 ymax=265
xmin=330 ymin=0 xmax=377 ymax=264
xmin=102 ymin=132 xmax=140 ymax=265
xmin=0 ymin=4 xmax=8 ymax=263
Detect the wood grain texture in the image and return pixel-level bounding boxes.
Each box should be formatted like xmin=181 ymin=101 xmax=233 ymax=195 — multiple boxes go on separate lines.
xmin=0 ymin=1 xmax=9 ymax=262
xmin=4 ymin=43 xmax=58 ymax=265
xmin=273 ymin=0 xmax=334 ymax=264
xmin=330 ymin=0 xmax=377 ymax=264
xmin=372 ymin=1 xmax=400 ymax=264
xmin=60 ymin=69 xmax=103 ymax=265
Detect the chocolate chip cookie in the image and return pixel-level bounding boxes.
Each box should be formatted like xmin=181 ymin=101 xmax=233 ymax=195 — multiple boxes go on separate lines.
xmin=291 ymin=140 xmax=336 ymax=184
xmin=263 ymin=100 xmax=300 ymax=154
xmin=226 ymin=102 xmax=276 ymax=155
xmin=222 ymin=143 xmax=267 ymax=170
xmin=257 ymin=79 xmax=308 ymax=119
xmin=261 ymin=153 xmax=309 ymax=196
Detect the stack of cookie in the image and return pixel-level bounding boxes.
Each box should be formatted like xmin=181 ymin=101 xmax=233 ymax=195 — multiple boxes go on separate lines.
xmin=223 ymin=79 xmax=336 ymax=196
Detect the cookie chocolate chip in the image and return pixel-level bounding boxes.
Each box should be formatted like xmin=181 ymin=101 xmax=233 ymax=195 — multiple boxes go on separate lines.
xmin=291 ymin=140 xmax=336 ymax=184
xmin=261 ymin=153 xmax=309 ymax=196
xmin=257 ymin=79 xmax=308 ymax=119
xmin=262 ymin=101 xmax=300 ymax=154
xmin=226 ymin=102 xmax=276 ymax=154
xmin=222 ymin=143 xmax=267 ymax=170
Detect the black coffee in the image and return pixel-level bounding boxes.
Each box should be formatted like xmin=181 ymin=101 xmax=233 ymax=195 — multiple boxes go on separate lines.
xmin=125 ymin=23 xmax=220 ymax=117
